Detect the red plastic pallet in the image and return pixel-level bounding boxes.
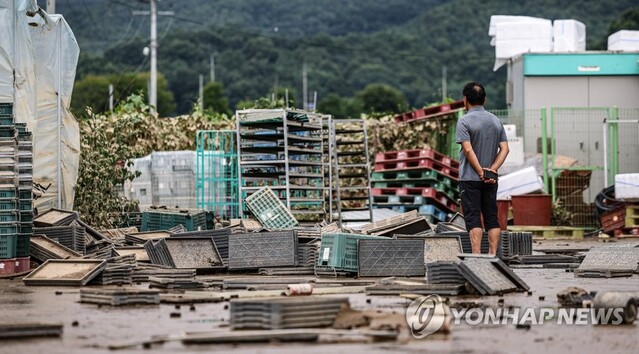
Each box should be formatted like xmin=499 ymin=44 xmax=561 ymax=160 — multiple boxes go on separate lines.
xmin=372 ymin=187 xmax=458 ymax=213
xmin=394 ymin=100 xmax=465 ymax=123
xmin=375 ymin=149 xmax=459 ymax=169
xmin=374 ymin=158 xmax=459 ymax=180
xmin=600 ymin=205 xmax=630 ymax=233
xmin=614 ymin=227 xmax=639 ymax=237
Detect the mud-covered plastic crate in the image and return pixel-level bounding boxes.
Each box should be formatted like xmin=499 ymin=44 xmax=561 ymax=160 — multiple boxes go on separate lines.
xmin=0 ymin=234 xmax=17 ymax=258
xmin=15 ymin=234 xmax=30 ymax=257
xmin=141 ymin=208 xmax=208 ymax=231
xmin=244 ymin=187 xmax=298 ymax=229
xmin=316 ymin=233 xmax=387 ymax=273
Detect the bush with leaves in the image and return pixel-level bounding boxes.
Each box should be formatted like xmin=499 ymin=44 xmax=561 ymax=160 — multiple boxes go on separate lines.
xmin=74 ymin=94 xmax=233 ymax=228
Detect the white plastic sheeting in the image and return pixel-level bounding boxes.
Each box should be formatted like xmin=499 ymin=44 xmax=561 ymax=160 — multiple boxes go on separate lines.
xmin=0 ymin=0 xmax=80 ymax=211
xmin=0 ymin=0 xmax=38 ymax=129
xmin=553 ymin=19 xmax=586 ymax=52
xmin=30 ymin=14 xmax=80 ymax=211
xmin=608 ymin=30 xmax=639 ymax=52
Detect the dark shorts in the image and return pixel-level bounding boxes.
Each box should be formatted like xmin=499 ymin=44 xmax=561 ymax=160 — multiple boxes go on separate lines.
xmin=459 ymin=181 xmax=500 ymax=231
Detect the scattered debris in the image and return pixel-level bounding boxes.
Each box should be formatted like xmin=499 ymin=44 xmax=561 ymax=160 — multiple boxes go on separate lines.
xmin=79 ymin=288 xmax=161 ymax=306
xmin=23 ymin=259 xmax=106 ymax=286
xmin=575 ymin=246 xmax=639 ymax=278
xmin=357 ymin=239 xmax=425 ymax=277
xmin=0 ymin=323 xmax=63 ymax=339
xmin=230 ymin=296 xmax=349 ymax=329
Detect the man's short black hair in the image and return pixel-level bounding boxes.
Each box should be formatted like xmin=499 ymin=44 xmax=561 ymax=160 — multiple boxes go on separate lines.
xmin=462 ymin=81 xmax=486 ymax=105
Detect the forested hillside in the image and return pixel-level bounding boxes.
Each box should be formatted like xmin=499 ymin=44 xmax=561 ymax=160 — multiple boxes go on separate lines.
xmin=50 ymin=0 xmax=638 ymax=116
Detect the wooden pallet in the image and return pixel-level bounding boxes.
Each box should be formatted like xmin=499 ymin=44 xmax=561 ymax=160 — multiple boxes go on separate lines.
xmin=507 ymin=226 xmax=586 ymax=240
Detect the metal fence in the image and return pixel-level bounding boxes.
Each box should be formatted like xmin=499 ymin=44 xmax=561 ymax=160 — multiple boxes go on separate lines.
xmin=606 ymin=108 xmax=639 ymax=186
xmin=195 ymin=130 xmax=240 ymax=219
xmin=547 ymin=107 xmax=610 ymax=228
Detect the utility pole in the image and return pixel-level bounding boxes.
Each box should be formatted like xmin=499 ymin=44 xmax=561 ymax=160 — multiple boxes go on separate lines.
xmin=199 ymin=74 xmax=204 ymax=112
xmin=133 ymin=1 xmax=174 ymax=114
xmin=302 ymin=62 xmax=308 ymax=111
xmin=442 ymin=66 xmax=447 ymax=102
xmin=210 ymin=54 xmax=215 ymax=82
xmin=109 ymin=84 xmax=114 ymax=112
xmin=149 ymin=0 xmax=157 ymax=113
xmin=47 ymin=0 xmax=55 ymax=13
xmin=312 ymin=91 xmax=317 ymax=112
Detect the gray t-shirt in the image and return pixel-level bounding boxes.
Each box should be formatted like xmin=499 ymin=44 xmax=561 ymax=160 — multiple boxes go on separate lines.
xmin=455 ymin=106 xmax=508 ymax=182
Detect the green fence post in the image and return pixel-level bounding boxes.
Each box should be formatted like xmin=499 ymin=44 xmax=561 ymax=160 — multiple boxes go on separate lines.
xmin=448 ymin=110 xmax=463 ymax=158
xmin=550 ymin=108 xmax=557 ymax=202
xmin=541 ymin=108 xmax=549 ymax=193
xmin=611 ymin=106 xmax=619 ymax=182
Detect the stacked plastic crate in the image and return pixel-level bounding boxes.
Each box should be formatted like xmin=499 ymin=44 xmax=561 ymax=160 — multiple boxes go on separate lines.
xmin=371 ymin=148 xmax=459 ymax=223
xmin=0 ymin=102 xmax=33 ymax=275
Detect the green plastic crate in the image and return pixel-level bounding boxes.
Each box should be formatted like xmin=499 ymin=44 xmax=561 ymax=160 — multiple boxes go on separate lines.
xmin=0 ymin=127 xmax=15 ymax=138
xmin=18 ymin=188 xmax=31 ymax=199
xmin=0 ymin=212 xmax=18 ymax=223
xmin=0 ymin=103 xmax=11 ymax=115
xmin=0 ymin=199 xmax=17 ymax=211
xmin=141 ymin=209 xmax=208 ymax=232
xmin=19 ymin=200 xmax=32 ymax=211
xmin=0 ymin=115 xmax=13 ymax=126
xmin=19 ymin=212 xmax=33 ymax=222
xmin=0 ymin=188 xmax=16 ymax=199
xmin=316 ymin=233 xmax=387 ymax=273
xmin=0 ymin=223 xmax=17 ymax=235
xmin=0 ymin=234 xmax=17 ymax=258
xmin=245 ymin=187 xmax=298 ymax=229
xmin=15 ymin=234 xmax=29 ymax=257
xmin=18 ymin=222 xmax=32 ymax=234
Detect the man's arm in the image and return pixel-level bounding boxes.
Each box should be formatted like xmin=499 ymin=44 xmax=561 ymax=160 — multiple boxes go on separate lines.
xmin=489 ymin=141 xmax=510 ymax=172
xmin=460 ymin=141 xmax=484 ymax=178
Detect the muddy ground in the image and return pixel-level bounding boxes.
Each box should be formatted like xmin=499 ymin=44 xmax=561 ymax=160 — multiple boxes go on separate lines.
xmin=1 ymin=239 xmax=638 ymax=354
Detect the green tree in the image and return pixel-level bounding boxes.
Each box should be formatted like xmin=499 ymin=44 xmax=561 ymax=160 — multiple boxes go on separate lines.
xmin=317 ymin=93 xmax=362 ymax=119
xmin=594 ymin=7 xmax=639 ymax=49
xmin=202 ymin=82 xmax=232 ymax=116
xmin=608 ymin=7 xmax=639 ymax=34
xmin=355 ymin=84 xmax=407 ymax=116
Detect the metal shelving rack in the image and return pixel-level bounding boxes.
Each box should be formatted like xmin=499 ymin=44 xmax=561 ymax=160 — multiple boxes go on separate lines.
xmin=329 ymin=119 xmax=373 ymax=225
xmin=322 ymin=115 xmax=336 ymax=222
xmin=236 ymin=109 xmax=326 ymax=224
xmin=195 ymin=130 xmax=239 ymax=219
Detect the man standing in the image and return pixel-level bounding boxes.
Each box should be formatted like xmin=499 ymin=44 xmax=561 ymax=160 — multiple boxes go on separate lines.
xmin=456 ymin=82 xmax=509 ymax=255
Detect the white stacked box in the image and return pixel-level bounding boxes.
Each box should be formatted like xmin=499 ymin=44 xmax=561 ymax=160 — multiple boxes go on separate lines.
xmin=497 ymin=166 xmax=545 ymax=200
xmin=502 ymin=137 xmax=525 ymax=168
xmin=488 ymin=15 xmax=549 ymax=44
xmin=615 ymin=173 xmax=639 ymax=200
xmin=492 ymin=18 xmax=553 ymax=70
xmin=503 ymin=124 xmax=517 ymax=140
xmin=608 ymin=30 xmax=639 ymax=52
xmin=553 ymin=19 xmax=586 ymax=52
